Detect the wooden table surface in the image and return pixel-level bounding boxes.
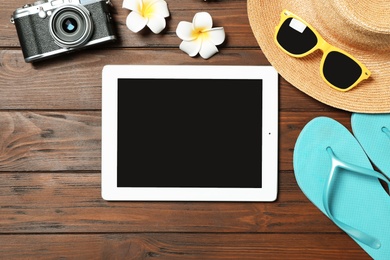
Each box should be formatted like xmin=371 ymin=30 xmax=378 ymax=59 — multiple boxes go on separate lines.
xmin=0 ymin=0 xmax=371 ymax=259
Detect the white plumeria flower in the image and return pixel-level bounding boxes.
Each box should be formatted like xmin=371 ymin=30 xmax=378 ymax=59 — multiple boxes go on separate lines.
xmin=123 ymin=0 xmax=170 ymax=34
xmin=176 ymin=12 xmax=225 ymax=59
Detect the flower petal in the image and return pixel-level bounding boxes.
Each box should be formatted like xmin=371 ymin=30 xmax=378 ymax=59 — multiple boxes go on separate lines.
xmin=204 ymin=27 xmax=225 ymax=45
xmin=126 ymin=12 xmax=148 ymax=33
xmin=179 ymin=38 xmax=202 ymax=57
xmin=123 ymin=0 xmax=141 ymax=11
xmin=150 ymin=0 xmax=170 ymax=17
xmin=199 ymin=39 xmax=219 ymax=59
xmin=176 ymin=21 xmax=196 ymax=41
xmin=143 ymin=0 xmax=160 ymax=5
xmin=147 ymin=15 xmax=166 ymax=34
xmin=193 ymin=12 xmax=213 ymax=31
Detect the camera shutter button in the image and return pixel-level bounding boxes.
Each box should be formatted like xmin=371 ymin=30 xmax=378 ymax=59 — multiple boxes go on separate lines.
xmin=38 ymin=7 xmax=47 ymax=18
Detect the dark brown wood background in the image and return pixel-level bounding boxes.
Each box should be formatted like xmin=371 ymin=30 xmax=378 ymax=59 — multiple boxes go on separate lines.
xmin=0 ymin=0 xmax=370 ymax=259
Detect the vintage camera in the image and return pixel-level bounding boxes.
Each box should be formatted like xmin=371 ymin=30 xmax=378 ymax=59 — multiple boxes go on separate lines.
xmin=11 ymin=0 xmax=117 ymax=63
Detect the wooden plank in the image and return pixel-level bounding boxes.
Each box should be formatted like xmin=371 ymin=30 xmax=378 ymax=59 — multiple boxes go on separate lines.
xmin=279 ymin=111 xmax=352 ymax=170
xmin=0 ymin=233 xmax=367 ymax=259
xmin=0 ymin=111 xmax=353 ymax=172
xmin=0 ymin=49 xmax=270 ymax=110
xmin=3 ymin=0 xmax=258 ymax=48
xmin=279 ymin=79 xmax=341 ymax=112
xmin=0 ymin=111 xmax=101 ymax=171
xmin=0 ymin=172 xmax=341 ymax=233
xmin=0 ymin=48 xmax=343 ymax=111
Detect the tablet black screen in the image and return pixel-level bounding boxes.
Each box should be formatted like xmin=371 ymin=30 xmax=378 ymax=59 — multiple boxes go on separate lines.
xmin=117 ymin=79 xmax=262 ymax=188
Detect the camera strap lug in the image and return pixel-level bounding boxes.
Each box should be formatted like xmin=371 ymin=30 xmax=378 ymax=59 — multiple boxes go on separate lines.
xmin=10 ymin=15 xmax=15 ymax=24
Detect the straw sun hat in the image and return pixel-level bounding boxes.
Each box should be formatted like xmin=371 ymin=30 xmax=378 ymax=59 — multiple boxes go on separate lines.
xmin=247 ymin=0 xmax=390 ymax=113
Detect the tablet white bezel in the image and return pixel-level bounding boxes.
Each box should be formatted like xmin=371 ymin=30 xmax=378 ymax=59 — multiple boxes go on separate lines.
xmin=102 ymin=65 xmax=278 ymax=201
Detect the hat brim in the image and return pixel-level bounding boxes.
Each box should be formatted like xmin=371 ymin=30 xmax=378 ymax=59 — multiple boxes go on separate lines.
xmin=247 ymin=0 xmax=390 ymax=113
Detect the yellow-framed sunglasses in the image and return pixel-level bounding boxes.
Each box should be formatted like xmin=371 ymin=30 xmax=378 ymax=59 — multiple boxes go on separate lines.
xmin=274 ymin=9 xmax=371 ymax=92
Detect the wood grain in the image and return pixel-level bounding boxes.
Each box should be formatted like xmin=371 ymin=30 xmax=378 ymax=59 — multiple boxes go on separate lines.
xmin=0 ymin=110 xmax=351 ymax=172
xmin=0 ymin=0 xmax=370 ymax=258
xmin=0 ymin=172 xmax=339 ymax=233
xmin=0 ymin=234 xmax=364 ymax=259
xmin=0 ymin=112 xmax=100 ymax=171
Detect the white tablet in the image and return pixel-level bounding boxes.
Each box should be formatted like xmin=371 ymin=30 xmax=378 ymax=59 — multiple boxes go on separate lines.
xmin=101 ymin=65 xmax=278 ymax=201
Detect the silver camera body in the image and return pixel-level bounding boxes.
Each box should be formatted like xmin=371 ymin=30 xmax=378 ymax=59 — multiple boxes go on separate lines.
xmin=11 ymin=0 xmax=117 ymax=62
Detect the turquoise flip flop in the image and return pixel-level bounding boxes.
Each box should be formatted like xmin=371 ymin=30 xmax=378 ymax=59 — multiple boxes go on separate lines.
xmin=293 ymin=116 xmax=390 ymax=259
xmin=351 ymin=113 xmax=390 ymax=178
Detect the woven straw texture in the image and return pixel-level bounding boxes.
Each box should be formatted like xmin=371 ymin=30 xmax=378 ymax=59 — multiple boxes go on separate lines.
xmin=247 ymin=0 xmax=390 ymax=113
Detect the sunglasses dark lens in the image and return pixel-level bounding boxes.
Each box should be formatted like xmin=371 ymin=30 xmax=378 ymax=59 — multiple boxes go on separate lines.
xmin=276 ymin=17 xmax=318 ymax=55
xmin=323 ymin=51 xmax=362 ymax=89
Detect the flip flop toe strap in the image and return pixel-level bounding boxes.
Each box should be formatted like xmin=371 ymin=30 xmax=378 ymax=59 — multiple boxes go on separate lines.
xmin=323 ymin=147 xmax=390 ymax=249
xmin=382 ymin=126 xmax=390 ymax=139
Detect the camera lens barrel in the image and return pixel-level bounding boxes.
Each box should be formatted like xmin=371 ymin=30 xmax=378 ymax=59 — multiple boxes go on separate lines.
xmin=49 ymin=4 xmax=93 ymax=48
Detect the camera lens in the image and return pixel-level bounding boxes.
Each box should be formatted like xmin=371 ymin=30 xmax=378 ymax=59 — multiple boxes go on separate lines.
xmin=62 ymin=18 xmax=78 ymax=33
xmin=50 ymin=5 xmax=93 ymax=48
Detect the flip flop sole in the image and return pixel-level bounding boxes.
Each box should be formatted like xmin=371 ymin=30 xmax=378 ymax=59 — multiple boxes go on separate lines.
xmin=293 ymin=116 xmax=390 ymax=259
xmin=351 ymin=113 xmax=390 ymax=177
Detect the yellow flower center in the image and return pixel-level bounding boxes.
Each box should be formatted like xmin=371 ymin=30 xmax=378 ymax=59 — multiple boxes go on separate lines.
xmin=192 ymin=28 xmax=209 ymax=40
xmin=139 ymin=2 xmax=155 ymax=18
